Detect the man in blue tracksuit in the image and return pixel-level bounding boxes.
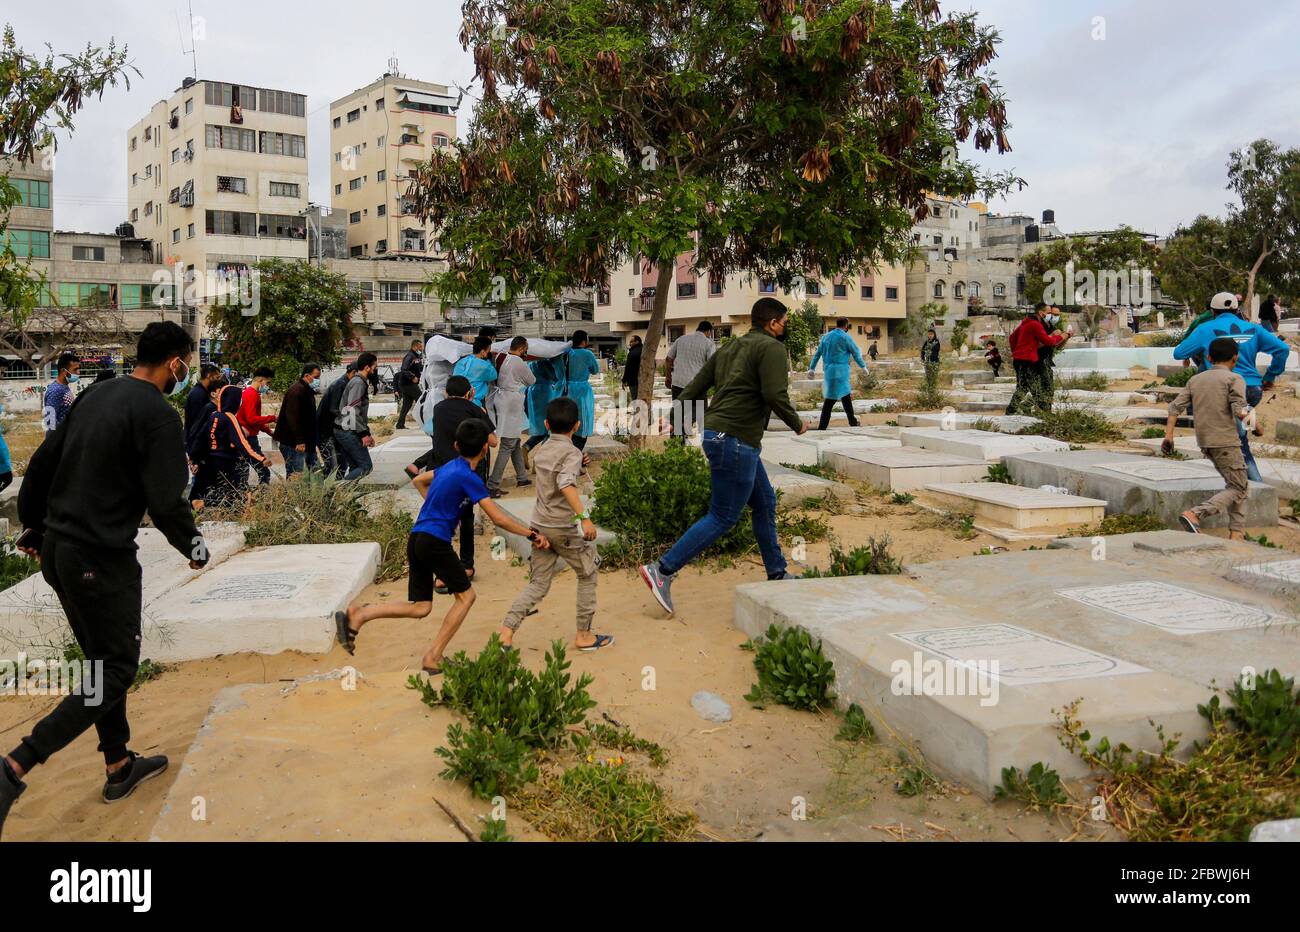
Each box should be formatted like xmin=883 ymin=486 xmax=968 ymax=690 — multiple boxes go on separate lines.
xmin=1174 ymin=292 xmax=1290 ymax=481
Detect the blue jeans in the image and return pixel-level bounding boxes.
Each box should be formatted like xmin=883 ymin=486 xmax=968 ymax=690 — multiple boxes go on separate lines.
xmin=333 ymin=430 xmax=373 ymax=481
xmin=1239 ymin=384 xmax=1263 ymax=482
xmin=280 ymin=443 xmax=307 ymax=477
xmin=659 ymin=430 xmax=786 ymax=577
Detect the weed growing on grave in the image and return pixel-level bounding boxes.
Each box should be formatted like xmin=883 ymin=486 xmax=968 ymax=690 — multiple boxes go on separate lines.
xmin=515 ymin=762 xmax=697 ymax=842
xmin=994 ymin=762 xmax=1068 ymax=809
xmin=782 ymin=461 xmax=838 ymax=481
xmin=1141 ymin=426 xmax=1164 ymax=439
xmin=1065 ymin=512 xmax=1167 ymax=537
xmin=893 ymin=749 xmax=942 ymax=797
xmin=217 ymin=472 xmax=413 ymax=581
xmin=836 ymin=703 xmax=876 ymax=743
xmin=1020 ymin=408 xmax=1123 ymax=444
xmin=891 ymin=492 xmax=916 ymax=505
xmin=805 ymin=537 xmax=903 ymax=577
xmin=576 ymin=722 xmax=668 ymax=768
xmin=986 ymin=463 xmax=1013 ymax=484
xmin=913 ymin=509 xmax=978 ymax=540
xmin=855 ymin=368 xmax=882 ymax=395
xmin=437 ymin=723 xmax=540 ymax=800
xmin=744 ymin=624 xmax=835 ymax=712
xmin=1059 ymin=669 xmax=1300 ymax=841
xmin=0 ymin=545 xmax=38 ymax=591
xmin=970 ymin=417 xmax=998 ymax=432
xmin=479 ymin=818 xmax=513 ymax=842
xmin=1057 ymin=371 xmax=1110 ymax=392
xmin=1164 ymin=367 xmax=1195 ymax=387
xmin=1245 ymin=532 xmax=1280 ymax=549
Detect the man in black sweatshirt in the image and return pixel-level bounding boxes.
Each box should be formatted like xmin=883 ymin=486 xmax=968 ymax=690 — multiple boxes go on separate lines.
xmin=0 ymin=321 xmax=208 ymax=838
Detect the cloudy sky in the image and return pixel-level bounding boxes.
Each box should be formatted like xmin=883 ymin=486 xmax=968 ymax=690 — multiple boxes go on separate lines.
xmin=9 ymin=0 xmax=1298 ymax=237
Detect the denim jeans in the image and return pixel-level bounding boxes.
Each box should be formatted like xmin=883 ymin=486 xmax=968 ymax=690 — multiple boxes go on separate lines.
xmin=659 ymin=430 xmax=786 ymax=577
xmin=1239 ymin=384 xmax=1263 ymax=482
xmin=280 ymin=443 xmax=307 ymax=477
xmin=333 ymin=430 xmax=373 ymax=481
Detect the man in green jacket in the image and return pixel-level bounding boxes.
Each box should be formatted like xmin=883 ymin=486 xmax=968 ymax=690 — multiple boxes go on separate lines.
xmin=640 ymin=297 xmax=807 ymax=615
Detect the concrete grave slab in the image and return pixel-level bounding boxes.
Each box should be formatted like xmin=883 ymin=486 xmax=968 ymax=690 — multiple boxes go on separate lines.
xmin=0 ymin=523 xmax=247 ymax=654
xmin=823 ymin=448 xmax=987 ymax=491
xmin=895 ymin=413 xmax=1041 ymax=434
xmin=900 ymin=428 xmax=1069 ymax=462
xmin=733 ymin=546 xmax=1300 ymax=797
xmin=142 ymin=542 xmax=381 ymax=662
xmin=924 ymin=482 xmax=1107 ymax=530
xmin=1003 ymin=449 xmax=1278 ymax=528
xmin=765 ymin=462 xmax=852 ymax=505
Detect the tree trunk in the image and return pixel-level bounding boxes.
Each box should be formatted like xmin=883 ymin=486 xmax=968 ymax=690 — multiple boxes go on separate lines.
xmin=1244 ymin=249 xmax=1269 ymax=320
xmin=629 ymin=262 xmax=675 ymax=449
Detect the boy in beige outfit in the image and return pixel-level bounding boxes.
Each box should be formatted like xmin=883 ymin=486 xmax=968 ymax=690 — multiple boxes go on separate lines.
xmin=1164 ymin=336 xmax=1253 ymax=538
xmin=498 ymin=396 xmax=612 ymax=651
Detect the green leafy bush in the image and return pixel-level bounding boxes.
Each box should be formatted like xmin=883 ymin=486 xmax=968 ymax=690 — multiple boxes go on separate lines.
xmin=805 ymin=537 xmax=903 ymax=577
xmin=1065 ymin=512 xmax=1167 ymax=537
xmin=0 ymin=545 xmax=38 ymax=591
xmin=1140 ymin=426 xmax=1165 ymax=438
xmin=517 ymin=763 xmax=698 ymax=842
xmin=986 ymin=463 xmax=1013 ymax=484
xmin=437 ymin=723 xmax=539 ymax=800
xmin=995 ymin=762 xmax=1067 ymax=808
xmin=1210 ymin=668 xmax=1300 ymax=765
xmin=1020 ymin=408 xmax=1123 ymax=443
xmin=1164 ymin=366 xmax=1195 ymax=387
xmin=744 ymin=624 xmax=835 ymax=711
xmin=836 ymin=703 xmax=875 ymax=743
xmin=1057 ymin=371 xmax=1110 ymax=392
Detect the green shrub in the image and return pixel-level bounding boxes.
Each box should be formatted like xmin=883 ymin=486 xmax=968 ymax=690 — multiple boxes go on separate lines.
xmin=1065 ymin=512 xmax=1167 ymax=537
xmin=1143 ymin=329 xmax=1186 ymax=348
xmin=805 ymin=537 xmax=903 ymax=577
xmin=995 ymin=762 xmax=1067 ymax=808
xmin=1020 ymin=408 xmax=1123 ymax=443
xmin=1164 ymin=366 xmax=1195 ymax=387
xmin=517 ymin=763 xmax=698 ymax=841
xmin=1140 ymin=426 xmax=1164 ymax=438
xmin=0 ymin=545 xmax=38 ymax=591
xmin=437 ymin=723 xmax=540 ymax=800
xmin=744 ymin=624 xmax=835 ymax=711
xmin=781 ymin=461 xmax=837 ymax=480
xmin=986 ymin=463 xmax=1013 ymax=484
xmin=413 ymin=635 xmax=596 ymax=750
xmin=891 ymin=492 xmax=916 ymax=505
xmin=1209 ymin=668 xmax=1300 ymax=765
xmin=836 ymin=703 xmax=875 ymax=743
xmin=1057 ymin=371 xmax=1109 ymax=392
xmin=479 ymin=818 xmax=513 ymax=842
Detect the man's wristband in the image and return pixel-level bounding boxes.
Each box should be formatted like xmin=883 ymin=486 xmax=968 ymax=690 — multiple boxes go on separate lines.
xmin=573 ymin=512 xmax=590 ymax=524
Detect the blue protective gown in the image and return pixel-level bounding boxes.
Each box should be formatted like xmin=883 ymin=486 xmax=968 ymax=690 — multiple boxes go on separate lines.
xmin=451 ymin=355 xmax=498 ymax=409
xmin=562 ymin=348 xmax=601 ymax=438
xmin=526 ymin=357 xmax=563 ymax=439
xmin=809 ymin=328 xmax=866 ymax=400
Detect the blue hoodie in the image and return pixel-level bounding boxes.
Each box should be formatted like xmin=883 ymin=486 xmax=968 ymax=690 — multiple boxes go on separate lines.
xmin=1173 ymin=311 xmax=1290 ymax=386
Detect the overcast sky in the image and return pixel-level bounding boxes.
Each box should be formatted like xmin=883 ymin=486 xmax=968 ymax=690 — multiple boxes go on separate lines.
xmin=9 ymin=0 xmax=1298 ymax=238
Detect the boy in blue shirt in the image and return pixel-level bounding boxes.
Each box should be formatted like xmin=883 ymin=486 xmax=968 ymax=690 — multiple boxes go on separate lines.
xmin=335 ymin=418 xmax=549 ymax=675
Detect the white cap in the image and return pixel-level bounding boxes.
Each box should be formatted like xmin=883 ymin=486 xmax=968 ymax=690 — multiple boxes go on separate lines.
xmin=1210 ymin=292 xmax=1239 ymax=311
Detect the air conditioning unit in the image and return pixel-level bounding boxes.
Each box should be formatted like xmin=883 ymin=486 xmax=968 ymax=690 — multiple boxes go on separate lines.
xmin=375 ymin=242 xmax=388 ymax=254
xmin=169 ymin=116 xmax=179 ymax=129
xmin=178 ymin=181 xmax=195 ymax=208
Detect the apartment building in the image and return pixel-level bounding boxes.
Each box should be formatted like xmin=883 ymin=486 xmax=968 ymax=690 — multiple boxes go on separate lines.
xmin=2 ymin=156 xmax=54 ymax=288
xmin=329 ymin=72 xmax=459 ymax=259
xmin=596 ymin=256 xmax=907 ymax=356
xmin=910 ymin=195 xmax=986 ymax=260
xmin=125 ymin=77 xmax=310 ymax=335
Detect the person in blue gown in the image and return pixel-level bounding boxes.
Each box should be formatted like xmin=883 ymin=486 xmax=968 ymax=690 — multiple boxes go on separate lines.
xmin=808 ymin=317 xmax=867 ymax=430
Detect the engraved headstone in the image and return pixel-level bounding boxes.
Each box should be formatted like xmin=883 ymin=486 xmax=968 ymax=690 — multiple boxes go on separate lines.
xmin=1094 ymin=460 xmax=1218 ymax=482
xmin=1057 ymin=581 xmax=1280 ymax=634
xmin=192 ymin=572 xmax=312 ymax=604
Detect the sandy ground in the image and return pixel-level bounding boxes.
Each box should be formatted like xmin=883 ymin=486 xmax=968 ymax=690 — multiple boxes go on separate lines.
xmin=4 ymin=356 xmax=1300 ymax=842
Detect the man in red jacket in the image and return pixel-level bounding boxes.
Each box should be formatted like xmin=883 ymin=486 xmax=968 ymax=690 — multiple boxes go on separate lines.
xmin=238 ymin=366 xmax=277 ymax=486
xmin=1005 ymin=303 xmax=1072 ymax=415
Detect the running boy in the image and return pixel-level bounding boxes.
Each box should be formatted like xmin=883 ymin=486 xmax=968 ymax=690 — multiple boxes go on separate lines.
xmin=497 ymin=397 xmax=611 ymax=652
xmin=335 ymin=419 xmax=549 ymax=674
xmin=1164 ymin=336 xmax=1252 ymax=538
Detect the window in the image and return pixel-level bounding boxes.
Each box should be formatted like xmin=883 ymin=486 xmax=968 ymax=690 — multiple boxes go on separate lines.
xmin=969 ymin=282 xmax=980 ymax=298
xmin=57 ymin=283 xmax=112 ymax=307
xmin=933 ymin=280 xmax=946 ymax=298
xmin=381 ymin=282 xmax=424 ymax=302
xmin=130 ymin=209 xmax=138 ymax=222
xmin=12 ymin=178 xmax=51 ymax=208
xmin=993 ymin=283 xmax=1006 ymax=298
xmin=216 ymin=176 xmax=247 ymax=194
xmin=677 ymin=282 xmax=696 ymax=299
xmin=349 ymin=177 xmax=364 ymax=190
xmin=205 ymin=125 xmax=256 ymax=151
xmin=833 ymin=282 xmax=847 ymax=298
xmin=144 ymin=201 xmax=153 ymax=216
xmin=333 ymin=116 xmax=341 ymax=129
xmin=4 ymin=230 xmax=50 ymax=258
xmin=172 ymin=228 xmax=181 ymax=243
xmin=347 ymin=108 xmax=361 ymax=123
xmin=377 ymin=135 xmax=386 ymax=148
xmin=433 ymin=133 xmax=450 ymax=148
xmin=759 ymin=279 xmax=776 ymax=294
xmin=376 ymin=169 xmax=386 ymax=182
xmin=132 ymin=173 xmax=138 ymax=186
xmin=376 ymin=98 xmax=384 ymax=108
xmin=953 ymin=282 xmax=965 ymax=299
xmin=187 ymin=223 xmax=195 ymax=238
xmin=860 ymin=285 xmax=873 ymax=300
xmin=130 ymin=136 xmax=137 ymax=151
xmin=352 ymin=281 xmax=374 ymax=300
xmin=185 ymin=98 xmax=193 ymax=115
xmin=334 ymin=152 xmax=341 ymax=162
xmin=349 ymin=211 xmax=361 ymax=224
xmin=259 ymin=214 xmax=306 ymax=239
xmin=335 ymin=184 xmax=342 ymax=195
xmin=259 ymin=132 xmax=306 ymax=157
xmin=269 ymin=181 xmax=300 ymax=197
xmin=205 ymin=82 xmax=258 ymax=110
xmin=886 ymin=286 xmax=899 ymax=301
xmin=805 ymin=281 xmax=821 ymax=296
xmin=72 ymin=245 xmax=106 ymax=261
xmin=376 ymin=239 xmax=387 ymax=253
xmin=597 ymin=282 xmax=610 ymax=306
xmin=144 ymin=164 xmax=152 ymax=178
xmin=205 ymin=210 xmax=257 ymax=236
xmin=119 ymin=284 xmax=147 ymax=309
xmin=171 ymin=148 xmax=180 ymax=163
xmin=170 ymin=107 xmax=179 ymax=123
xmin=668 ymin=325 xmax=685 ymax=343
xmin=709 ymin=275 xmax=723 ymax=296
xmin=377 ymin=204 xmax=386 ymax=217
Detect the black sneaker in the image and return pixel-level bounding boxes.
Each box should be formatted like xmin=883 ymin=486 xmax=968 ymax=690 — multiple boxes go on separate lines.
xmin=0 ymin=759 xmax=26 ymax=840
xmin=515 ymin=479 xmax=532 ymax=488
xmin=102 ymin=752 xmax=169 ymax=803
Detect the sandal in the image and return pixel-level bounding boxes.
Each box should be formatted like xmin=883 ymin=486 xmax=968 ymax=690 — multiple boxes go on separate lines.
xmin=577 ymin=634 xmax=614 ymax=652
xmin=334 ymin=611 xmax=357 ymax=655
xmin=404 ymin=465 xmax=420 ymax=479
xmin=422 ymin=662 xmax=445 ymax=676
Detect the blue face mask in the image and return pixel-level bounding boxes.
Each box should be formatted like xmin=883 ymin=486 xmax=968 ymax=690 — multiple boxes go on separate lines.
xmin=258 ymin=383 xmax=270 ymax=395
xmin=66 ymin=373 xmax=80 ymax=384
xmin=310 ymin=378 xmax=321 ymax=393
xmin=168 ymin=360 xmax=191 ymax=396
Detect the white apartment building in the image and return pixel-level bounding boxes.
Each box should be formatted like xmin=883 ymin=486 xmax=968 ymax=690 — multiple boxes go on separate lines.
xmin=329 ymin=72 xmax=459 ymax=260
xmin=126 ymin=77 xmax=310 ymax=336
xmin=910 ymin=195 xmax=986 ymax=260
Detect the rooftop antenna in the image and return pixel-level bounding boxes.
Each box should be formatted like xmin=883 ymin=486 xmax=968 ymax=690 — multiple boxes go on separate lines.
xmin=176 ymin=1 xmax=198 ymax=79
xmin=388 ymin=55 xmax=401 ymax=78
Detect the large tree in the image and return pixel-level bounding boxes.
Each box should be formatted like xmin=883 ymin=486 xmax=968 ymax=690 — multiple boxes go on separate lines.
xmin=0 ymin=25 xmax=136 ymax=369
xmin=1156 ymin=214 xmax=1249 ymax=312
xmin=1021 ymin=227 xmax=1157 ymax=309
xmin=409 ymin=0 xmax=1020 ymax=428
xmin=207 ymin=259 xmax=363 ymax=392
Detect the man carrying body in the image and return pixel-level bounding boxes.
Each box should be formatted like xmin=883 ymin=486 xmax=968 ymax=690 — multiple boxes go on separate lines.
xmin=640 ymin=298 xmax=807 ymax=615
xmin=1 ymin=322 xmax=207 ymax=837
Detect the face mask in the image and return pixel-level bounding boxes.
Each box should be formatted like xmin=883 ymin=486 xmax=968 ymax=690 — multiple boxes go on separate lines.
xmin=310 ymin=378 xmax=322 ymax=393
xmin=167 ymin=360 xmax=191 ymax=396
xmin=258 ymin=383 xmax=270 ymax=395
xmin=66 ymin=373 xmax=80 ymax=384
